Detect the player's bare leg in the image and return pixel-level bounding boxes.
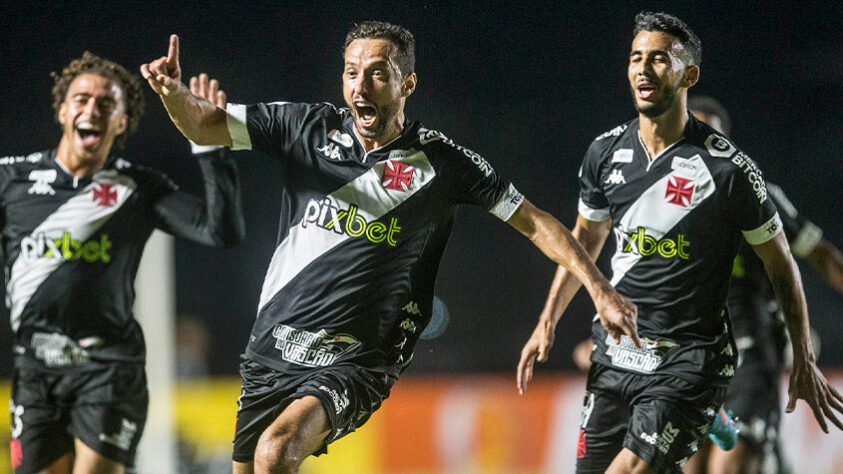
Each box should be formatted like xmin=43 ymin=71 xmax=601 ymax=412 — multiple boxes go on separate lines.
xmin=681 ymin=441 xmax=710 ymax=473
xmin=72 ymin=439 xmax=125 ymax=473
xmin=706 ymin=439 xmax=759 ymax=474
xmin=605 ymin=448 xmax=657 ymax=474
xmin=234 ymin=395 xmax=331 ymax=474
xmin=28 ymin=452 xmax=72 ymax=474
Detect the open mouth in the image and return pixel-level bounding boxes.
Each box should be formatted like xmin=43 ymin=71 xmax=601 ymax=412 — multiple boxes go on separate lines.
xmin=354 ymin=101 xmax=378 ymax=127
xmin=76 ymin=122 xmax=102 ymax=147
xmin=637 ymin=83 xmax=657 ymax=100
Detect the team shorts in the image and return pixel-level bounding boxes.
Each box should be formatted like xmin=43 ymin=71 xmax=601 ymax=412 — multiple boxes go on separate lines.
xmin=232 ymin=357 xmax=397 ymax=463
xmin=576 ymin=362 xmax=728 ymax=474
xmin=724 ymin=346 xmax=781 ymax=453
xmin=10 ymin=359 xmax=148 ymax=472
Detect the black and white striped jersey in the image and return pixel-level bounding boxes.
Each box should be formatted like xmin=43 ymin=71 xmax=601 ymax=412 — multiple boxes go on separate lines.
xmin=225 ymin=101 xmax=523 ymax=377
xmin=1 ymin=148 xmax=243 ymax=366
xmin=578 ymin=114 xmax=780 ymax=384
xmin=728 ymin=182 xmax=822 ymax=369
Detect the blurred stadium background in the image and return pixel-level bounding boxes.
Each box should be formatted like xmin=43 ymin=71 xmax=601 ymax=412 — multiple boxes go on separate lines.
xmin=1 ymin=2 xmax=842 ymax=472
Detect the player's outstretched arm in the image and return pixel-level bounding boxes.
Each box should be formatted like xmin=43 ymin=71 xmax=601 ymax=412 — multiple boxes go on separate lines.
xmin=140 ymin=34 xmax=231 ymax=147
xmin=754 ymin=232 xmax=843 ymax=432
xmin=806 ymin=239 xmax=843 ymax=295
xmin=153 ymin=75 xmax=244 ymax=248
xmin=510 ymin=203 xmax=638 ymax=394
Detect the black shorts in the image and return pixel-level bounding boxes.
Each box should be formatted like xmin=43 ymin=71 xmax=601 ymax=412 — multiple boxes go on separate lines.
xmin=576 ymin=363 xmax=728 ymax=474
xmin=10 ymin=358 xmax=148 ymax=472
xmin=725 ymin=347 xmax=781 ymax=452
xmin=232 ymin=357 xmax=396 ymax=463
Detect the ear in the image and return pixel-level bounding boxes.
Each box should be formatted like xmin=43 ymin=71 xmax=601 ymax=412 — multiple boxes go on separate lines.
xmin=115 ymin=114 xmax=129 ymax=135
xmin=682 ymin=65 xmax=700 ymax=88
xmin=401 ymin=72 xmax=417 ymax=98
xmin=58 ymin=103 xmax=68 ymax=125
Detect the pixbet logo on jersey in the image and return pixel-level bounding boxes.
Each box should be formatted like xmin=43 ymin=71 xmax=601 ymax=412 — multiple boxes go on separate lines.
xmin=617 ymin=227 xmax=690 ymax=259
xmin=20 ymin=232 xmax=112 ymax=263
xmin=303 ymin=197 xmax=401 ymax=246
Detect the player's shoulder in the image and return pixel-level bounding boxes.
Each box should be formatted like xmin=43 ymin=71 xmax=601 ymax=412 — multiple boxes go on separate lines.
xmin=106 ymin=156 xmax=175 ymax=186
xmin=415 ymin=125 xmax=496 ymax=174
xmin=0 ymin=150 xmax=55 ymax=182
xmin=585 ymin=118 xmax=638 ymax=161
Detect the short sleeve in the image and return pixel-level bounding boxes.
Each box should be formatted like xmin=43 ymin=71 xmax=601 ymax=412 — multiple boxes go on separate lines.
xmin=724 ymin=153 xmax=782 ymax=245
xmin=767 ymin=182 xmax=823 ymax=257
xmin=578 ymin=141 xmax=610 ymax=222
xmin=226 ymin=102 xmax=309 ymax=158
xmin=437 ymin=137 xmax=523 ymax=221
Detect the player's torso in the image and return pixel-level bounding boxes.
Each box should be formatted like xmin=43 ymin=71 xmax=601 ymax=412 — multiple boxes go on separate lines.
xmin=248 ymin=109 xmax=473 ymax=374
xmin=0 ymin=150 xmax=158 ymax=365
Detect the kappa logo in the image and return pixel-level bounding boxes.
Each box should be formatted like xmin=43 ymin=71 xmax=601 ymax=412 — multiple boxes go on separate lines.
xmin=382 ymin=160 xmax=414 ymax=191
xmin=28 ymin=169 xmax=57 ymax=195
xmin=665 ymin=175 xmax=695 ymax=207
xmin=605 ymin=169 xmax=626 ymax=185
xmin=316 ymin=142 xmax=343 ymax=160
xmin=93 ymin=184 xmax=118 ymax=207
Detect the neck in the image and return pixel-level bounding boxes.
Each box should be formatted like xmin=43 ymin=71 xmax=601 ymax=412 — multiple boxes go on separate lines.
xmin=56 ymin=138 xmax=108 ymax=176
xmin=638 ymin=100 xmax=688 ymax=160
xmin=356 ymin=111 xmax=405 ymax=153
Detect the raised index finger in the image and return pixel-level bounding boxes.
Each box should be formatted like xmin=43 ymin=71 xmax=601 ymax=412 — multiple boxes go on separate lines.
xmin=167 ymin=34 xmax=180 ymax=69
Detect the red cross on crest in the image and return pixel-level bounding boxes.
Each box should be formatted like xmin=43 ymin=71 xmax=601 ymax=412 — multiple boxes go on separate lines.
xmin=665 ymin=175 xmax=695 ymax=207
xmin=381 ymin=160 xmax=414 ymax=192
xmin=93 ymin=183 xmax=118 ymax=207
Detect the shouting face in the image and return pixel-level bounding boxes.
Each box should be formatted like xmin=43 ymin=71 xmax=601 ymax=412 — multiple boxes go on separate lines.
xmin=628 ymin=30 xmax=695 ymax=118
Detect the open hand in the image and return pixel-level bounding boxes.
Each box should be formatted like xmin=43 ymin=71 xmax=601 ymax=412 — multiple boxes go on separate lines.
xmin=190 ymin=73 xmax=227 ymax=109
xmin=517 ymin=318 xmax=555 ymax=395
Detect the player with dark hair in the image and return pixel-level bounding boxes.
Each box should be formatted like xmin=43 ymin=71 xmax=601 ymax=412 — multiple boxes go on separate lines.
xmin=141 ymin=20 xmax=638 ymax=474
xmin=683 ymin=96 xmax=843 ymax=473
xmin=517 ymin=11 xmax=842 ymax=474
xmin=5 ymin=53 xmax=245 ymax=473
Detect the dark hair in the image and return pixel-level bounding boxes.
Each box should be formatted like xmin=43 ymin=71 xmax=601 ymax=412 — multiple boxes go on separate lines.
xmin=688 ymin=95 xmax=731 ymax=135
xmin=51 ymin=51 xmax=145 ymax=149
xmin=633 ymin=11 xmax=702 ymax=66
xmin=344 ymin=20 xmax=415 ymax=77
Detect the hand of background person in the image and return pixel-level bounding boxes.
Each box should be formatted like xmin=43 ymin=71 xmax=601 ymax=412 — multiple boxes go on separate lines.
xmin=140 ymin=34 xmax=185 ymax=98
xmin=516 ymin=317 xmax=555 ymax=395
xmin=572 ymin=337 xmax=594 ymax=373
xmin=190 ymin=73 xmax=226 ymax=109
xmin=786 ymin=357 xmax=843 ymax=433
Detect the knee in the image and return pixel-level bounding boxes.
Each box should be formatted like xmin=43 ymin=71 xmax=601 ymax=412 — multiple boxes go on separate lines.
xmin=254 ymin=428 xmax=304 ymax=474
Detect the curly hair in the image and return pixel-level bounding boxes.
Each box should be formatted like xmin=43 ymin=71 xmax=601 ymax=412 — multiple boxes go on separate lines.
xmin=344 ymin=20 xmax=415 ymax=77
xmin=634 ymin=11 xmax=702 ymax=66
xmin=51 ymin=51 xmax=145 ymax=149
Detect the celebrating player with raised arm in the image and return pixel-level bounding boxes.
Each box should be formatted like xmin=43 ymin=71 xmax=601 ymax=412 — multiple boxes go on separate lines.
xmin=516 ymin=11 xmax=843 ymax=474
xmin=141 ymin=23 xmax=636 ymax=473
xmin=4 ymin=53 xmax=244 ymax=473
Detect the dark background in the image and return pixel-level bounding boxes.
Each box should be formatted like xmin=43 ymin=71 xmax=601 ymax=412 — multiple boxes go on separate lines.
xmin=1 ymin=2 xmax=841 ymax=377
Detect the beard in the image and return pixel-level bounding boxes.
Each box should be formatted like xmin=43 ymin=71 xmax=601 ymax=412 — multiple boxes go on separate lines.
xmin=354 ymin=100 xmax=401 ymax=139
xmin=630 ymin=83 xmax=678 ymax=118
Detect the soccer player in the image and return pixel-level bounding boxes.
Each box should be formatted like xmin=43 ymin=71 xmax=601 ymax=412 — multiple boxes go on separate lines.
xmin=5 ymin=53 xmax=245 ymax=473
xmin=516 ymin=12 xmax=843 ymax=474
xmin=682 ymin=96 xmax=843 ymax=473
xmin=140 ymin=21 xmax=638 ymax=473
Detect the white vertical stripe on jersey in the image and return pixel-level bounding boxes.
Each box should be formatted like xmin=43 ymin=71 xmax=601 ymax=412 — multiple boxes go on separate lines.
xmin=8 ymin=171 xmax=137 ymax=331
xmin=257 ymin=150 xmax=437 ymax=314
xmin=226 ymin=103 xmax=251 ymax=151
xmin=609 ymin=154 xmax=716 ymax=286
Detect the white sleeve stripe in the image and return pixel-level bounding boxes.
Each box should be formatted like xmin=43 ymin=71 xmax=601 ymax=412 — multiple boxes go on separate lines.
xmin=578 ymin=198 xmax=610 ymax=222
xmin=790 ymin=221 xmax=823 ymax=258
xmin=226 ymin=103 xmax=251 ymax=151
xmin=742 ymin=213 xmax=783 ymax=245
xmin=491 ymin=183 xmax=524 ymax=221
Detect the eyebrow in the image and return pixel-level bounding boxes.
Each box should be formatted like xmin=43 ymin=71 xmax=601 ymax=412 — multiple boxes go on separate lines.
xmin=630 ymin=49 xmax=671 ymax=57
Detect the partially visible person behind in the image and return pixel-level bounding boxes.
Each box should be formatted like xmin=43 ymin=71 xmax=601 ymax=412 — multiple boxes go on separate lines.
xmin=4 ymin=53 xmax=244 ymax=473
xmin=517 ymin=11 xmax=842 ymax=474
xmin=682 ymin=96 xmax=843 ymax=474
xmin=140 ymin=21 xmax=638 ymax=474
